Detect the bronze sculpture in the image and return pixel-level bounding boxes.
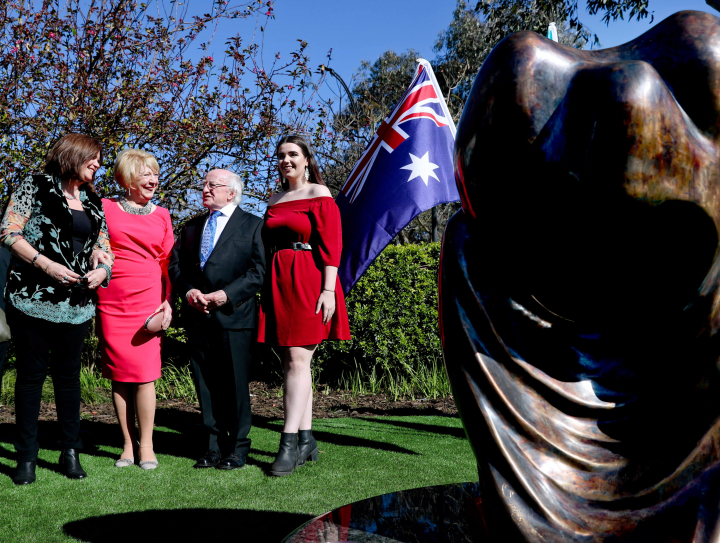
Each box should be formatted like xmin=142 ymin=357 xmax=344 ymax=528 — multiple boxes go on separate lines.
xmin=440 ymin=10 xmax=720 ymax=542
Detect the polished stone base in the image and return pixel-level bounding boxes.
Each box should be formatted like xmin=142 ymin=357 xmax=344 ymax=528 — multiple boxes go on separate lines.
xmin=282 ymin=482 xmax=486 ymax=543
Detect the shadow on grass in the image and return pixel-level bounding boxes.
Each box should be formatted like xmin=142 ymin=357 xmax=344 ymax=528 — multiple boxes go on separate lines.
xmin=252 ymin=416 xmax=420 ymax=456
xmin=0 ymin=443 xmax=67 ymax=476
xmin=0 ymin=408 xmax=421 ymax=481
xmin=63 ymin=509 xmax=313 ymax=542
xmin=0 ymin=412 xmax=205 ymax=481
xmin=357 ymin=417 xmax=468 ymax=439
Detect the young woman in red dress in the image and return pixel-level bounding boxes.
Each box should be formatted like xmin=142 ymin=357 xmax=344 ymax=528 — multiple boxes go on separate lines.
xmin=258 ymin=135 xmax=351 ymax=476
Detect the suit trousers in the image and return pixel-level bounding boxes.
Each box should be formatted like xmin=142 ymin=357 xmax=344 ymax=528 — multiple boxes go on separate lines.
xmin=9 ymin=306 xmax=90 ymax=462
xmin=189 ymin=323 xmax=253 ymax=456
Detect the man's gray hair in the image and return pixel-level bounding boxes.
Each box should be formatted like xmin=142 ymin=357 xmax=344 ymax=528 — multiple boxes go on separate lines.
xmin=215 ymin=171 xmax=244 ymax=204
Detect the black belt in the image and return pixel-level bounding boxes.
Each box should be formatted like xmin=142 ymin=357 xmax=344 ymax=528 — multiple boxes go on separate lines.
xmin=270 ymin=242 xmax=312 ymax=255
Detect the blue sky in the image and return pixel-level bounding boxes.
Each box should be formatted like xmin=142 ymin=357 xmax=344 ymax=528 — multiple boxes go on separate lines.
xmin=232 ymin=0 xmax=719 ymax=92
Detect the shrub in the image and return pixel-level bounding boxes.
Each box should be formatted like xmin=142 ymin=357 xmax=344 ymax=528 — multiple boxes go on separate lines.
xmin=313 ymin=242 xmax=442 ymax=384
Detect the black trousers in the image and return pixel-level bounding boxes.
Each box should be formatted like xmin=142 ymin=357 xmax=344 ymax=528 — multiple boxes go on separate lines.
xmin=189 ymin=324 xmax=253 ymax=456
xmin=9 ymin=306 xmax=91 ymax=462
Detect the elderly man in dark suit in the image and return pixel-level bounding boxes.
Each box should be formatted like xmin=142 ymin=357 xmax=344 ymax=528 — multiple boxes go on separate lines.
xmin=169 ymin=169 xmax=265 ymax=470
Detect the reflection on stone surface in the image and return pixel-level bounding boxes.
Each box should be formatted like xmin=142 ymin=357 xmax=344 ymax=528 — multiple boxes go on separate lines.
xmin=282 ymin=482 xmax=485 ymax=543
xmin=440 ymin=9 xmax=720 ymax=543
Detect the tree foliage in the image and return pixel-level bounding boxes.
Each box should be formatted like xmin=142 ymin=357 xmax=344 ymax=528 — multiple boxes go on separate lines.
xmin=318 ymin=50 xmax=419 ymax=196
xmin=476 ymin=0 xmax=652 ymax=30
xmin=434 ymin=1 xmax=590 ymax=117
xmin=475 ymin=0 xmax=592 ymax=50
xmin=0 ymin=0 xmax=330 ymax=221
xmin=0 ymin=0 xmax=659 ymax=228
xmin=585 ymin=0 xmax=652 ymax=25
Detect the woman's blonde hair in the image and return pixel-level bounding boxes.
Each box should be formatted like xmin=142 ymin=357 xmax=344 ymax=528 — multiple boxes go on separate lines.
xmin=114 ymin=148 xmax=159 ymax=190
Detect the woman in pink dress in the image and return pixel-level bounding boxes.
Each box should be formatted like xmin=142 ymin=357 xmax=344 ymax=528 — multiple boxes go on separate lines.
xmin=96 ymin=149 xmax=174 ymax=470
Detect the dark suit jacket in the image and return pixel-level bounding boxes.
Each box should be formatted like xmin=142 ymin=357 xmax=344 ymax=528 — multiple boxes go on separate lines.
xmin=169 ymin=207 xmax=265 ymax=330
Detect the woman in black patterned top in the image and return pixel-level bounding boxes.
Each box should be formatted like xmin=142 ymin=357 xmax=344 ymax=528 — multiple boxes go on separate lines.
xmin=0 ymin=133 xmax=114 ymax=485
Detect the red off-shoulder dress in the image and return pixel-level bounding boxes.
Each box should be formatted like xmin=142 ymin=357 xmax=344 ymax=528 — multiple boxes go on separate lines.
xmin=258 ymin=196 xmax=351 ymax=346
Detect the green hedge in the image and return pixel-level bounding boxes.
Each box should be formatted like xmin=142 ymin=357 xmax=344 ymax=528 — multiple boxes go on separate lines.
xmin=1 ymin=243 xmax=443 ymax=400
xmin=311 ymin=242 xmax=442 ymax=383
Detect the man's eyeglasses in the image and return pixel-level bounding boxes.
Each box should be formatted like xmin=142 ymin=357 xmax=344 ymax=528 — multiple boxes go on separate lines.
xmin=201 ymin=182 xmax=229 ymax=191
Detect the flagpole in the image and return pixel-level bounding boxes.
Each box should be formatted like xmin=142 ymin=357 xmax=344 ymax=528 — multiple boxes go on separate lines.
xmin=416 ymin=58 xmax=457 ymax=136
xmin=416 ymin=58 xmax=454 ymax=244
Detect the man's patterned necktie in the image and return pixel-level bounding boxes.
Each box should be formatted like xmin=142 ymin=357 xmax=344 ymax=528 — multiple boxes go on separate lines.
xmin=200 ymin=210 xmax=222 ymax=270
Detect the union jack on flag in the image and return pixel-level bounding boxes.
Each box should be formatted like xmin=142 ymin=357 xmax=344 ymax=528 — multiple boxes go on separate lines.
xmin=342 ymin=64 xmax=455 ymax=203
xmin=336 ymin=59 xmax=460 ymax=294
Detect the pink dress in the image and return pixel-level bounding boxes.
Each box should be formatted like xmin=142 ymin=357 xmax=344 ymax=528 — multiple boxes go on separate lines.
xmin=97 ymin=199 xmax=175 ymax=382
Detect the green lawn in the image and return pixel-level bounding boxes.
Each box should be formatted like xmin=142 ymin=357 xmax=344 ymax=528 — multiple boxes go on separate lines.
xmin=0 ymin=412 xmax=477 ymax=542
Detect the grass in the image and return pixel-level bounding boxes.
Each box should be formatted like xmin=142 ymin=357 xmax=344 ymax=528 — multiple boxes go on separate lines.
xmin=78 ymin=365 xmax=111 ymax=405
xmin=154 ymin=364 xmax=196 ymax=402
xmin=0 ymin=413 xmax=476 ymax=542
xmin=337 ymin=358 xmax=452 ymax=401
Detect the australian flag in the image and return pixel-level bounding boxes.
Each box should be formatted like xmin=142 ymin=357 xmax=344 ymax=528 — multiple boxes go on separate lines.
xmin=336 ymin=59 xmax=460 ymax=294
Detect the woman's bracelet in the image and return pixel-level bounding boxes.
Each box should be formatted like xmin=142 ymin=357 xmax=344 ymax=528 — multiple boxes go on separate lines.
xmin=43 ymin=260 xmax=53 ymax=274
xmin=31 ymin=253 xmax=41 ymax=266
xmin=96 ymin=262 xmax=112 ymax=285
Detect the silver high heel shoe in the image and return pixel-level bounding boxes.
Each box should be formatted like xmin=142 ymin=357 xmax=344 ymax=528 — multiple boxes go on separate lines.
xmin=138 ymin=446 xmax=159 ymax=470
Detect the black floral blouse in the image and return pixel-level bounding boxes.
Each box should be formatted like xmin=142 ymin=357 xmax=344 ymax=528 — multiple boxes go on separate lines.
xmin=0 ymin=174 xmax=113 ymax=324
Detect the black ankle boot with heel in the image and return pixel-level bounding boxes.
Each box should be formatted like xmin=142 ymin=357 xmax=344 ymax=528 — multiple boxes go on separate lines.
xmin=298 ymin=429 xmax=318 ymax=467
xmin=13 ymin=461 xmax=36 ymax=485
xmin=59 ymin=449 xmax=87 ymax=479
xmin=270 ymin=432 xmax=299 ymax=477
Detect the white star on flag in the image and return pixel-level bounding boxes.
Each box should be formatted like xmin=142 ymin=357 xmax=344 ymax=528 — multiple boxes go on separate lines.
xmin=400 ymin=152 xmax=440 ymax=186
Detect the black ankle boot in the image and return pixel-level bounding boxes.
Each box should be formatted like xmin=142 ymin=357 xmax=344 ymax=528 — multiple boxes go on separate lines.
xmin=13 ymin=461 xmax=36 ymax=485
xmin=298 ymin=429 xmax=318 ymax=467
xmin=270 ymin=432 xmax=298 ymax=477
xmin=59 ymin=449 xmax=87 ymax=479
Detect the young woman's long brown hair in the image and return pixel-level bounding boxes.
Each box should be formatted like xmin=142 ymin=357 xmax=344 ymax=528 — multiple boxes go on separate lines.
xmin=276 ymin=135 xmax=325 ymax=191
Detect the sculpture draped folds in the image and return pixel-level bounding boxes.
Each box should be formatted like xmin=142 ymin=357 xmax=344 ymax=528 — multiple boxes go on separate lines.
xmin=440 ymin=10 xmax=720 ymax=542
